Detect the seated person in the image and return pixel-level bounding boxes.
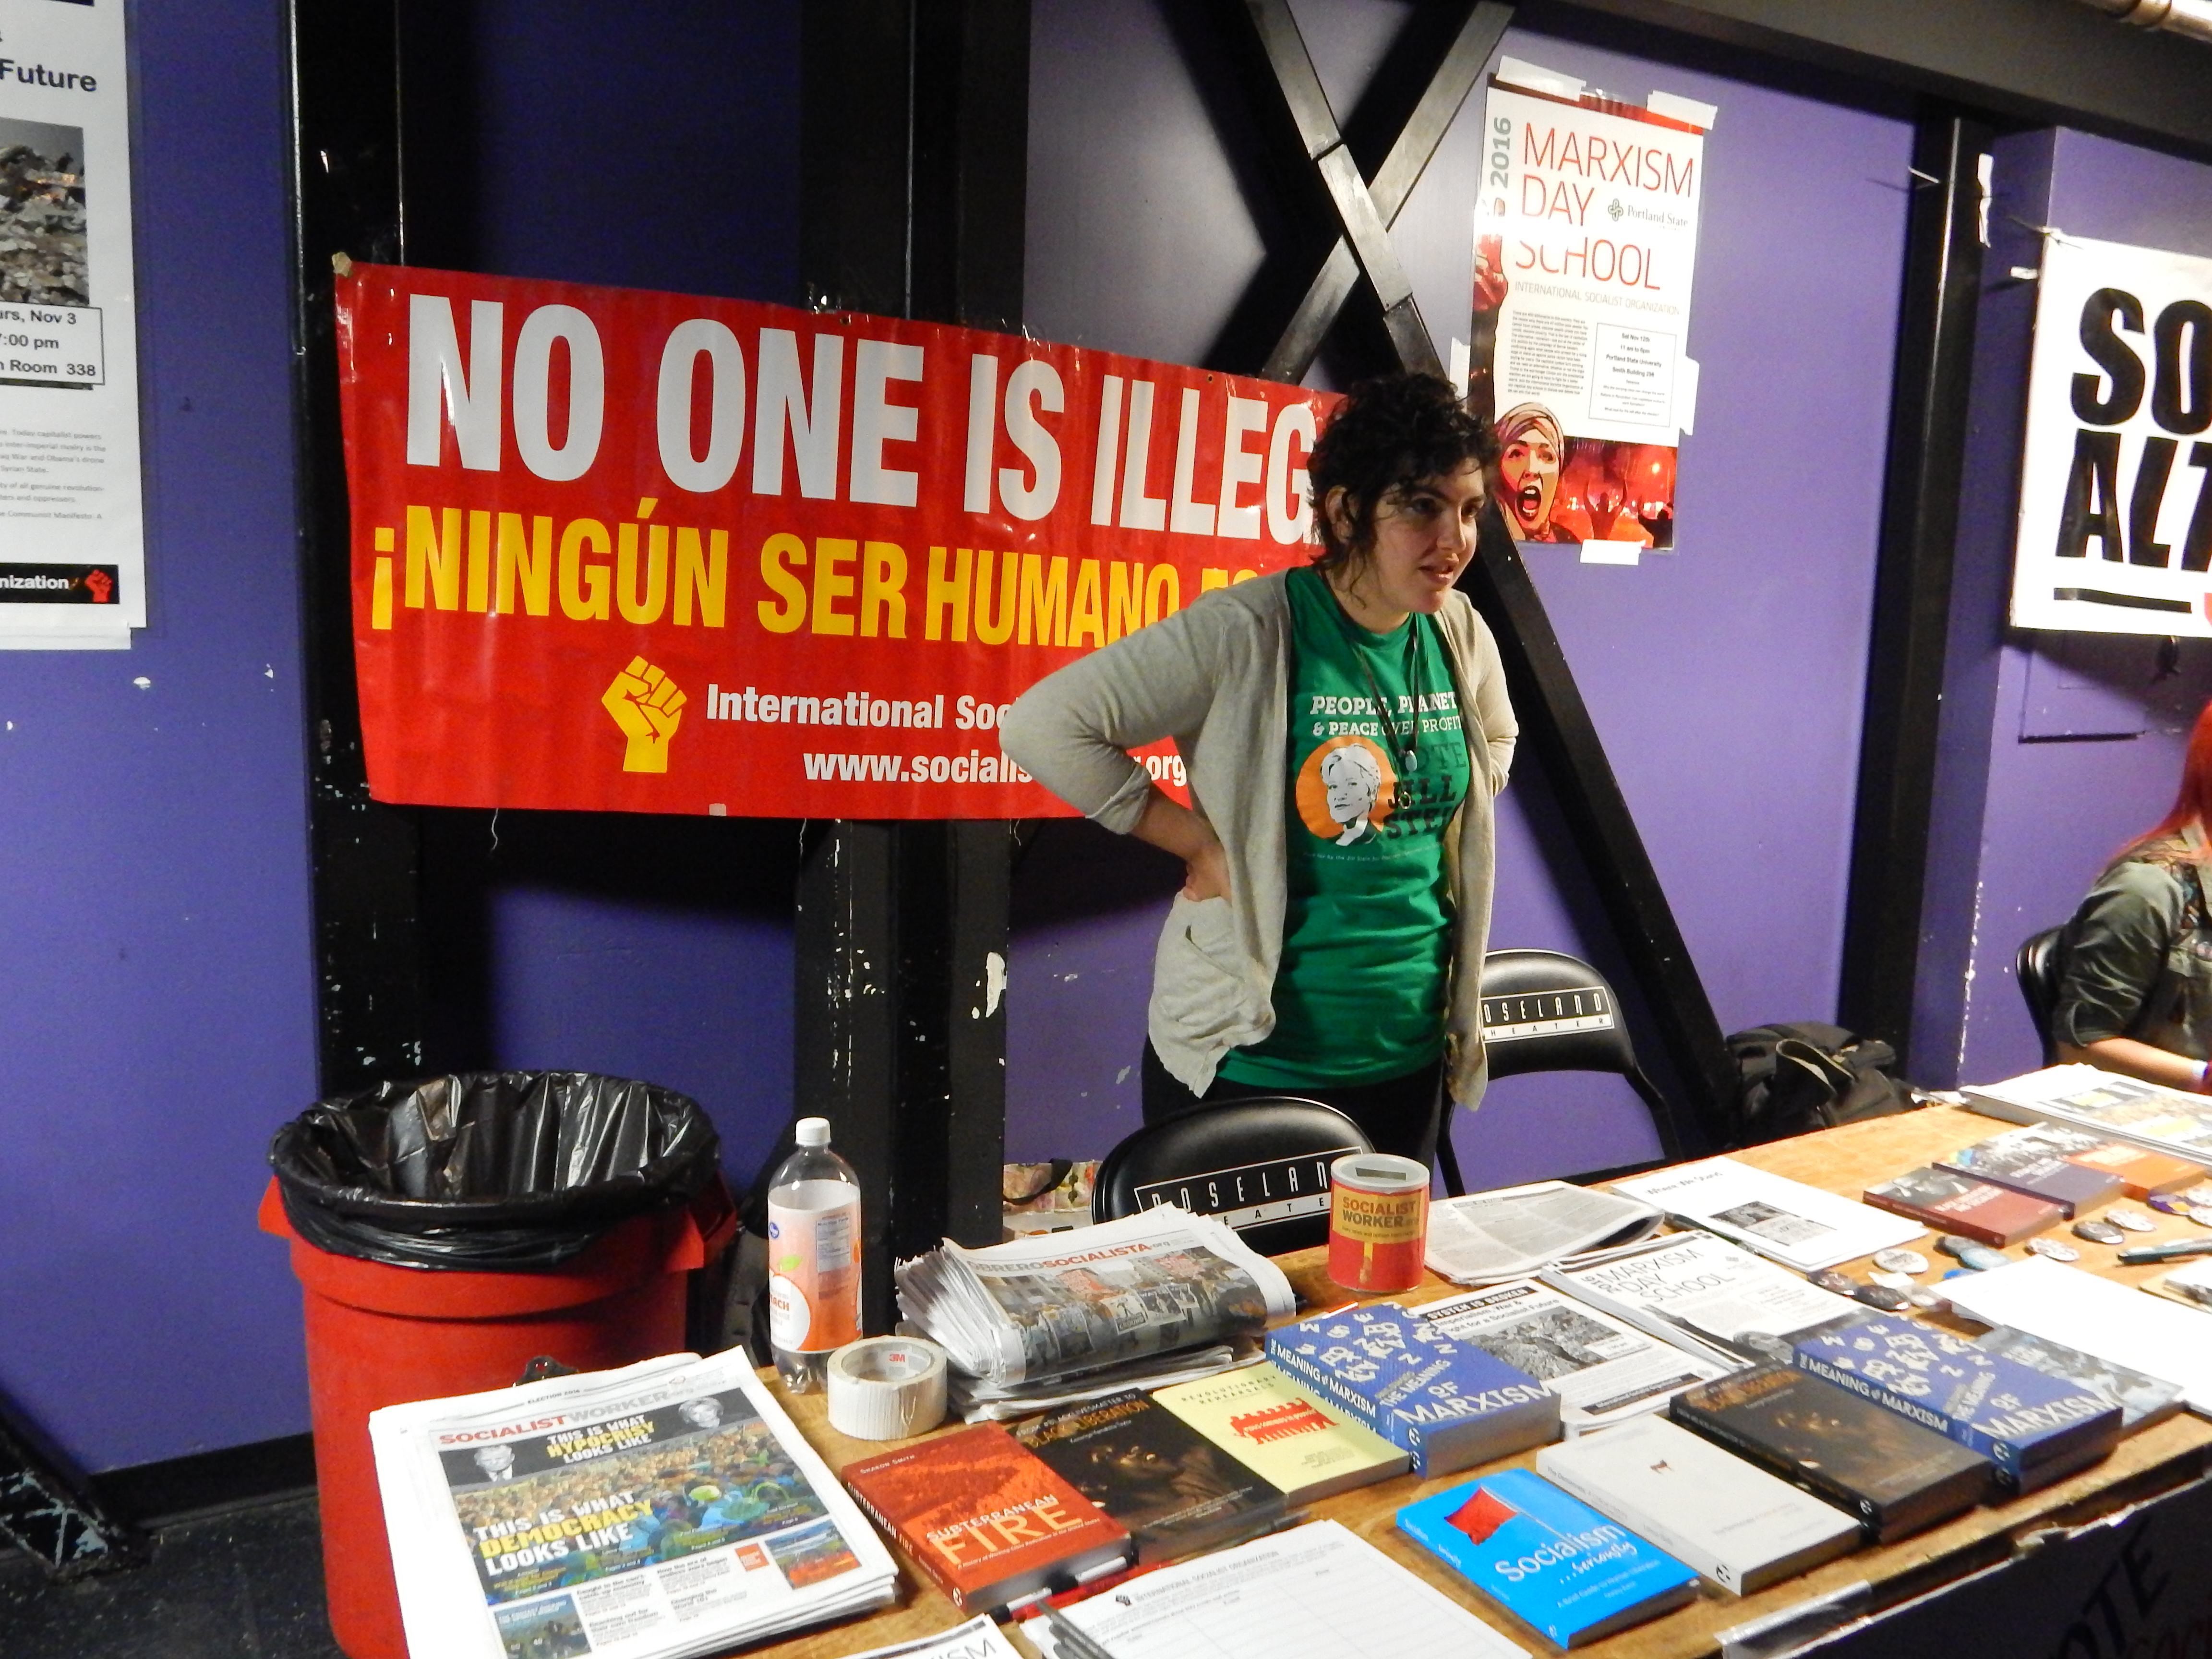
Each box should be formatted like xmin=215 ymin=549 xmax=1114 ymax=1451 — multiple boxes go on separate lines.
xmin=2053 ymin=699 xmax=2212 ymax=1089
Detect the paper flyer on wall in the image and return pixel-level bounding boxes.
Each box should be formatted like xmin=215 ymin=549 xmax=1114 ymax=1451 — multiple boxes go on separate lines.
xmin=369 ymin=1351 xmax=897 ymax=1659
xmin=1466 ymin=57 xmax=1712 ymax=565
xmin=0 ymin=0 xmax=142 ymax=648
xmin=2010 ymin=234 xmax=2212 ymax=637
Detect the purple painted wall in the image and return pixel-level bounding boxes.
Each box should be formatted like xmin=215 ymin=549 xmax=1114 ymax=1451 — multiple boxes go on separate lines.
xmin=404 ymin=0 xmax=804 ymax=1195
xmin=0 ymin=1 xmax=319 ymax=1471
xmin=0 ymin=0 xmax=803 ymax=1475
xmin=1927 ymin=132 xmax=2212 ymax=1087
xmin=1010 ymin=0 xmax=1912 ymax=1182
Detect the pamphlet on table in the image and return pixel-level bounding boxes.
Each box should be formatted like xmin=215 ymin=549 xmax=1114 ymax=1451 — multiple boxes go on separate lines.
xmin=368 ymin=1351 xmax=897 ymax=1659
xmin=1610 ymin=1156 xmax=1924 ymax=1271
xmin=1941 ymin=1255 xmax=2212 ymax=1415
xmin=1963 ymin=1065 xmax=2212 ymax=1165
xmin=1414 ymin=1279 xmax=1732 ymax=1435
xmin=1538 ymin=1230 xmax=1860 ymax=1366
xmin=1022 ymin=1519 xmax=1531 ymax=1659
xmin=1422 ymin=1180 xmax=1663 ymax=1285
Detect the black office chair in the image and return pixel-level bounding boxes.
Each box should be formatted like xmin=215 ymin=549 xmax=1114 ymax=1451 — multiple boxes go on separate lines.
xmin=1438 ymin=949 xmax=1689 ymax=1197
xmin=1091 ymin=1097 xmax=1371 ymax=1255
xmin=2016 ymin=925 xmax=2067 ymax=1067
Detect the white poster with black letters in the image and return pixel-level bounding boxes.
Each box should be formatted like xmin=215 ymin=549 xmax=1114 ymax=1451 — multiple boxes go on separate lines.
xmin=0 ymin=0 xmax=140 ymax=648
xmin=2014 ymin=233 xmax=2212 ymax=636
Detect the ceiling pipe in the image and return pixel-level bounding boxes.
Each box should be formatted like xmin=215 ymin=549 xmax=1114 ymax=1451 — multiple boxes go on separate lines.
xmin=2078 ymin=0 xmax=2212 ymax=45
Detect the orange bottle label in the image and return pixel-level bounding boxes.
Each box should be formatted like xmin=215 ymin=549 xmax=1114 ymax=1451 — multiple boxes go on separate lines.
xmin=767 ymin=1193 xmax=860 ymax=1352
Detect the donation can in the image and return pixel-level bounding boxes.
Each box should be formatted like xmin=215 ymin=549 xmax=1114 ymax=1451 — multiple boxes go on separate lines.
xmin=1328 ymin=1152 xmax=1430 ymax=1292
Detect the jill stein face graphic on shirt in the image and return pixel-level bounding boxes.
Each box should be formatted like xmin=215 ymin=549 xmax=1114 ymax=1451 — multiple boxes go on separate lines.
xmin=1296 ymin=734 xmax=1397 ymax=846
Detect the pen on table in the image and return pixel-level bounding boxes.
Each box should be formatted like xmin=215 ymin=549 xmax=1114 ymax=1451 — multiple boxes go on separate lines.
xmin=2117 ymin=1236 xmax=2212 ymax=1264
xmin=1038 ymin=1603 xmax=1118 ymax=1659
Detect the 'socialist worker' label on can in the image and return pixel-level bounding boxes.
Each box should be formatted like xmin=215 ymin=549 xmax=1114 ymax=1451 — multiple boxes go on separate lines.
xmin=1327 ymin=1153 xmax=1430 ymax=1293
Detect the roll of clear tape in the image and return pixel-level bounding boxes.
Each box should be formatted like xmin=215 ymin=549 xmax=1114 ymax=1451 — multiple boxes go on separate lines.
xmin=826 ymin=1336 xmax=949 ymax=1440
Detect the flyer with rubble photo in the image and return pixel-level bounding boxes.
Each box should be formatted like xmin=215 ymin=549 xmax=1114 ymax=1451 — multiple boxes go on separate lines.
xmin=0 ymin=0 xmax=140 ymax=647
xmin=1467 ymin=58 xmax=1712 ymax=563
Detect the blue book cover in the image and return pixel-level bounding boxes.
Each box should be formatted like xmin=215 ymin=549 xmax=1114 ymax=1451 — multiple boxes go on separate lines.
xmin=1398 ymin=1468 xmax=1699 ymax=1647
xmin=1792 ymin=1314 xmax=2120 ymax=1485
xmin=1266 ymin=1302 xmax=1557 ymax=1476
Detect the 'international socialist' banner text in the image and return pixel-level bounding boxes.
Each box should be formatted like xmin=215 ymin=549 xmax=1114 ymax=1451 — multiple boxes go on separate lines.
xmin=337 ymin=265 xmax=1330 ymax=816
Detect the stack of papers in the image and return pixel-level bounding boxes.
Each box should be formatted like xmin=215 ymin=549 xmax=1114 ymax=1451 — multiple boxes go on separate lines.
xmin=370 ymin=1351 xmax=896 ymax=1659
xmin=1964 ymin=1065 xmax=2212 ymax=1165
xmin=1022 ymin=1519 xmax=1528 ymax=1659
xmin=1611 ymin=1157 xmax=1925 ymax=1272
xmin=896 ymin=1208 xmax=1295 ymax=1417
xmin=1941 ymin=1256 xmax=2212 ymax=1416
xmin=1423 ymin=1180 xmax=1663 ymax=1285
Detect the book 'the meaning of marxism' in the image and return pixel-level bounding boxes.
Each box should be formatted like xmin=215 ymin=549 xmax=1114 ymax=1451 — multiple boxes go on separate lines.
xmin=1667 ymin=1362 xmax=1992 ymax=1543
xmin=1150 ymin=1361 xmax=1407 ymax=1505
xmin=839 ymin=1423 xmax=1132 ymax=1613
xmin=1793 ymin=1314 xmax=2121 ymax=1491
xmin=1397 ymin=1467 xmax=1698 ymax=1648
xmin=1010 ymin=1388 xmax=1286 ymax=1564
xmin=1264 ymin=1302 xmax=1558 ymax=1477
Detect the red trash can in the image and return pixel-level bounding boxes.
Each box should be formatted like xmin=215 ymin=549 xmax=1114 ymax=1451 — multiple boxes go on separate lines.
xmin=260 ymin=1178 xmax=734 ymax=1659
xmin=260 ymin=1070 xmax=736 ymax=1659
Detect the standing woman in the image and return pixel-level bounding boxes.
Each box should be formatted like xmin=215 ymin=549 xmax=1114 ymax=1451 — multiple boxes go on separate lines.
xmin=2054 ymin=698 xmax=2212 ymax=1089
xmin=1002 ymin=373 xmax=1516 ymax=1164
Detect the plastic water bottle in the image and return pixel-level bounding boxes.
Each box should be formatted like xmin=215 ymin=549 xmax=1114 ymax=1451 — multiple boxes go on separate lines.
xmin=766 ymin=1117 xmax=862 ymax=1392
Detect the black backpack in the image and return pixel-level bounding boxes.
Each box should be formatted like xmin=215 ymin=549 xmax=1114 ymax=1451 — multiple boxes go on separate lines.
xmin=1727 ymin=1021 xmax=1916 ymax=1146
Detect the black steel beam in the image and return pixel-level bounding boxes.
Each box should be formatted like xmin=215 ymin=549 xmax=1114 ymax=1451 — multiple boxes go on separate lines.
xmin=1459 ymin=516 xmax=1736 ymax=1151
xmin=1544 ymin=0 xmax=2212 ymax=161
xmin=1264 ymin=1 xmax=1514 ymax=385
xmin=1839 ymin=110 xmax=1994 ymax=1065
xmin=1242 ymin=0 xmax=1445 ymax=378
xmin=288 ymin=0 xmax=426 ymax=1092
xmin=797 ymin=0 xmax=1025 ymax=1324
xmin=1216 ymin=0 xmax=1734 ymax=1147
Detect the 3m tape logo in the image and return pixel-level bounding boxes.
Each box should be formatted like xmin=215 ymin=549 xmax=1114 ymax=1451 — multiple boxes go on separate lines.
xmin=602 ymin=656 xmax=685 ymax=772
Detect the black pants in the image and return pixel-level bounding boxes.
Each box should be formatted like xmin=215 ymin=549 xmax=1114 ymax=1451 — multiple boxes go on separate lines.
xmin=1140 ymin=1041 xmax=1445 ymax=1169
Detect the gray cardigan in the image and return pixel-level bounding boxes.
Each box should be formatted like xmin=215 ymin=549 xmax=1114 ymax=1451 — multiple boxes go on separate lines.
xmin=1002 ymin=569 xmax=1517 ymax=1104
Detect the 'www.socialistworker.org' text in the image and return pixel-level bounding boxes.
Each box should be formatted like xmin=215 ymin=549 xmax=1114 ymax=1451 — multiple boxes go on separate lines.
xmin=798 ymin=748 xmax=1188 ymax=786
xmin=705 ymin=680 xmax=1188 ymax=786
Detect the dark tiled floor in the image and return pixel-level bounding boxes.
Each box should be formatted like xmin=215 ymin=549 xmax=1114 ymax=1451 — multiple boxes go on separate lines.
xmin=0 ymin=1495 xmax=343 ymax=1659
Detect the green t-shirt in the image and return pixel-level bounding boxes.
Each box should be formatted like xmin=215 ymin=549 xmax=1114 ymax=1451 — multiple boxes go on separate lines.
xmin=1216 ymin=566 xmax=1471 ymax=1088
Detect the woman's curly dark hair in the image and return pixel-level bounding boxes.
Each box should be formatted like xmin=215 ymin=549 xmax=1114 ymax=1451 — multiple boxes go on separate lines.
xmin=1305 ymin=373 xmax=1498 ymax=573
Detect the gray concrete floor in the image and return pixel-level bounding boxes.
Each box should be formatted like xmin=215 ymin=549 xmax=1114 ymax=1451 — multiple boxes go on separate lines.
xmin=0 ymin=1495 xmax=343 ymax=1659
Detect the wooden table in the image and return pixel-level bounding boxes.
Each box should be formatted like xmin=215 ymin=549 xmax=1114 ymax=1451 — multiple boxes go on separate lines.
xmin=749 ymin=1107 xmax=2212 ymax=1658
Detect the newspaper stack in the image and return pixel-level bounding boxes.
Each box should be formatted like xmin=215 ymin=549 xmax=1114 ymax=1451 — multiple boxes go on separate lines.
xmin=896 ymin=1207 xmax=1297 ymax=1419
xmin=370 ymin=1351 xmax=897 ymax=1659
xmin=1423 ymin=1179 xmax=1664 ymax=1286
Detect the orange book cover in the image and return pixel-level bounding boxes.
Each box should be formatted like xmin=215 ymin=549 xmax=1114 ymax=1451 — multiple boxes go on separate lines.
xmin=2064 ymin=1141 xmax=2205 ymax=1199
xmin=842 ymin=1423 xmax=1131 ymax=1611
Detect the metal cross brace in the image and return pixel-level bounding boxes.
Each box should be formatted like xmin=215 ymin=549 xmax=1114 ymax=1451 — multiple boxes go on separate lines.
xmin=1228 ymin=0 xmax=1739 ymax=1150
xmin=0 ymin=1397 xmax=145 ymax=1578
xmin=1246 ymin=0 xmax=1513 ymax=383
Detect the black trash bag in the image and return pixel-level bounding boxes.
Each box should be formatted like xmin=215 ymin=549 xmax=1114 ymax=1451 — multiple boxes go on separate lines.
xmin=269 ymin=1070 xmax=722 ymax=1272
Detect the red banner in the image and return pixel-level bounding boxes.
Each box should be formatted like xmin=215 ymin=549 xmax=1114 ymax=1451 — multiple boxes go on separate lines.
xmin=336 ymin=264 xmax=1330 ymax=817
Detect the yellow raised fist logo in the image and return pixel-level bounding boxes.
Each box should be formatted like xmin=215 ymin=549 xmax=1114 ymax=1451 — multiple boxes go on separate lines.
xmin=601 ymin=657 xmax=686 ymax=772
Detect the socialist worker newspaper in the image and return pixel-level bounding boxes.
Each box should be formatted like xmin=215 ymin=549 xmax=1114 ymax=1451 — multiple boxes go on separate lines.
xmin=370 ymin=1351 xmax=895 ymax=1659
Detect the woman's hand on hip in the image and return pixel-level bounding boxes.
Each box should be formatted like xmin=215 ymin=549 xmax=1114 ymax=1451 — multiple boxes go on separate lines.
xmin=1132 ymin=785 xmax=1231 ymax=903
